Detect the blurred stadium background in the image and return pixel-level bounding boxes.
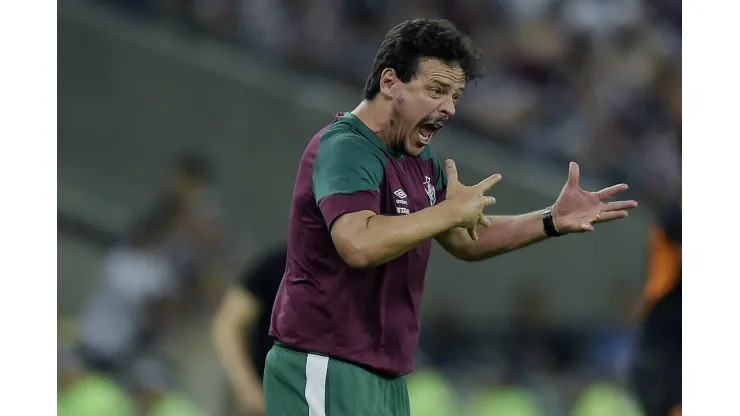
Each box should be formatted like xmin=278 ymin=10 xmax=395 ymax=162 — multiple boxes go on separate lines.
xmin=57 ymin=0 xmax=681 ymax=414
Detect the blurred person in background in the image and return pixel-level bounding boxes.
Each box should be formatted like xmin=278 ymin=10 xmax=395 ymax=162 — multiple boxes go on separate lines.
xmin=504 ymin=289 xmax=578 ymax=415
xmin=128 ymin=150 xmax=232 ymax=321
xmin=213 ymin=244 xmax=288 ymax=415
xmin=148 ymin=150 xmax=254 ymax=414
xmin=78 ymin=207 xmax=178 ymax=377
xmin=265 ymin=18 xmax=637 ymax=416
xmin=155 ymin=150 xmax=228 ymax=308
xmin=630 ymin=197 xmax=681 ymax=416
xmin=131 ymin=357 xmax=203 ymax=416
xmin=507 ymin=289 xmax=578 ymax=378
xmin=586 ymin=286 xmax=641 ymax=380
xmin=58 ymin=345 xmax=133 ymax=416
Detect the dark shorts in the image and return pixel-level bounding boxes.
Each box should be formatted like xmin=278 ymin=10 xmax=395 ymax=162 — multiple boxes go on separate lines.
xmin=263 ymin=343 xmax=410 ymax=416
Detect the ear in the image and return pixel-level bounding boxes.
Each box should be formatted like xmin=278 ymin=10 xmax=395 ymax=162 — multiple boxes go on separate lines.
xmin=378 ymin=68 xmax=398 ymax=99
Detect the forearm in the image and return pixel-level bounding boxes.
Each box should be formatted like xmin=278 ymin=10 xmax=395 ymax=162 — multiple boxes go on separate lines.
xmin=335 ymin=202 xmax=459 ymax=269
xmin=212 ymin=323 xmax=262 ymax=393
xmin=444 ymin=210 xmax=549 ymax=261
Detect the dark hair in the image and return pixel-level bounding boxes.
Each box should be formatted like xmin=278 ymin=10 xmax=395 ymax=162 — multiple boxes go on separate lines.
xmin=175 ymin=149 xmax=213 ymax=182
xmin=362 ymin=19 xmax=485 ymax=100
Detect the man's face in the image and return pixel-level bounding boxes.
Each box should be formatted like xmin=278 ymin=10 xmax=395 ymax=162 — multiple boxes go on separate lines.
xmin=380 ymin=58 xmax=466 ymax=156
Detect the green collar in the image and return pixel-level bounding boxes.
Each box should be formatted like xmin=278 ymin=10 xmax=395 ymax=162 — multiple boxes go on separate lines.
xmin=341 ymin=112 xmax=404 ymax=160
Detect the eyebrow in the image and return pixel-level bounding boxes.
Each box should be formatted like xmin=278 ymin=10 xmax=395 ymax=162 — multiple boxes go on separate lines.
xmin=431 ymin=80 xmax=465 ymax=93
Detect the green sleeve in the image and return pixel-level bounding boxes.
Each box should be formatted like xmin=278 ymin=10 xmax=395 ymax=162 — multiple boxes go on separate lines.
xmin=433 ymin=154 xmax=447 ymax=192
xmin=423 ymin=148 xmax=447 ymax=194
xmin=312 ymin=133 xmax=386 ymax=203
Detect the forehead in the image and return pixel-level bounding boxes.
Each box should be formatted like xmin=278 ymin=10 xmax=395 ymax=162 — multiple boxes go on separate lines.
xmin=414 ymin=58 xmax=466 ymax=89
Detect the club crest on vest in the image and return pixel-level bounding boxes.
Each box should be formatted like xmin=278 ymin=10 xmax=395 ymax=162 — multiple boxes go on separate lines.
xmin=423 ymin=176 xmax=436 ymax=206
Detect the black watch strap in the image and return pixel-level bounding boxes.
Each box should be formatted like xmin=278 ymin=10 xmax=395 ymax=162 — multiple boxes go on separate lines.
xmin=543 ymin=208 xmax=564 ymax=237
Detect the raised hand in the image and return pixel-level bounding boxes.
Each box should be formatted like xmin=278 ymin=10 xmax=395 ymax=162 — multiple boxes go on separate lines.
xmin=552 ymin=162 xmax=638 ymax=233
xmin=444 ymin=159 xmax=501 ymax=240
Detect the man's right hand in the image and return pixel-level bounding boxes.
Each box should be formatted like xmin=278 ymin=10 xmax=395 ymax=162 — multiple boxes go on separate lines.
xmin=443 ymin=159 xmax=501 ymax=240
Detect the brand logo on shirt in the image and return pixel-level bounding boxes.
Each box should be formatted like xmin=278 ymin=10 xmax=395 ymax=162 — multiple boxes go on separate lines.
xmin=423 ymin=176 xmax=436 ymax=205
xmin=394 ymin=189 xmax=409 ymax=214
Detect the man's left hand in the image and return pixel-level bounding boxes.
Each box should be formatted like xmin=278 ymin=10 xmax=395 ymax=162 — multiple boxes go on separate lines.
xmin=552 ymin=162 xmax=638 ymax=233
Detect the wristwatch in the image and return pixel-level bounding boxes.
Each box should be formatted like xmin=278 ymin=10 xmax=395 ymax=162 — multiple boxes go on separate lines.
xmin=542 ymin=207 xmax=564 ymax=237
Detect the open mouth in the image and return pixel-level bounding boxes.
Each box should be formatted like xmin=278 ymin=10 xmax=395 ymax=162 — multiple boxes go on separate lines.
xmin=417 ymin=122 xmax=444 ymax=145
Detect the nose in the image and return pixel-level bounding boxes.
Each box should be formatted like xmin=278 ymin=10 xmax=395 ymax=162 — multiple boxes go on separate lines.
xmin=439 ymin=97 xmax=456 ymax=118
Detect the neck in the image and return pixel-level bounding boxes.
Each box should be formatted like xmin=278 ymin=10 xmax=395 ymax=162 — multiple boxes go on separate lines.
xmin=351 ymin=99 xmax=395 ymax=149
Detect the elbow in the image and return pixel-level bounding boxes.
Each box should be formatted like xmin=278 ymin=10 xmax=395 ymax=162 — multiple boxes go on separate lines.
xmin=334 ymin=229 xmax=380 ymax=269
xmin=331 ymin=212 xmax=381 ymax=269
xmin=344 ymin=253 xmax=373 ymax=270
xmin=337 ymin=238 xmax=376 ymax=269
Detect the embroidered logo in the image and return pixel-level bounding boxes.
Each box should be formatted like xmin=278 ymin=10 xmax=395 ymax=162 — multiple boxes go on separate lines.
xmin=423 ymin=176 xmax=436 ymax=206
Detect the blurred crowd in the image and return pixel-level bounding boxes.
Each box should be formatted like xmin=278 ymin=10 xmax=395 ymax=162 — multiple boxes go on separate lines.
xmin=103 ymin=0 xmax=681 ymax=204
xmin=411 ymin=286 xmax=646 ymax=416
xmin=59 ymin=153 xmax=235 ymax=415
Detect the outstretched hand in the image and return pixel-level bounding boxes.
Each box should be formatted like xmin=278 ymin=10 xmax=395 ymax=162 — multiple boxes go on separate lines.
xmin=552 ymin=162 xmax=638 ymax=233
xmin=444 ymin=159 xmax=502 ymax=240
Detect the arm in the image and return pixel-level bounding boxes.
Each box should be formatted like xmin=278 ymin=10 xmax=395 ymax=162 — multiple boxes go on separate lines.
xmin=436 ymin=210 xmax=549 ymax=262
xmin=430 ymin=153 xmax=546 ymax=261
xmin=436 ymin=160 xmax=640 ymax=262
xmin=331 ymin=203 xmax=459 ymax=269
xmin=315 ymin=134 xmax=460 ymax=269
xmin=212 ymin=288 xmax=265 ymax=410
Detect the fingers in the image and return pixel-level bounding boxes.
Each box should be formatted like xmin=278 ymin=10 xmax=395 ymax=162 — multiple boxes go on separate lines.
xmin=567 ymin=162 xmax=580 ymax=188
xmin=466 ymin=215 xmax=488 ymax=242
xmin=478 ymin=212 xmax=491 ymax=228
xmin=481 ymin=196 xmax=497 ymax=207
xmin=597 ymin=183 xmax=629 ymax=200
xmin=602 ymin=200 xmax=638 ymax=212
xmin=578 ymin=207 xmax=633 ymax=232
xmin=475 ymin=174 xmax=502 ymax=193
xmin=466 ymin=203 xmax=493 ymax=241
xmin=445 ymin=159 xmax=459 ymax=184
xmin=596 ymin=210 xmax=629 ymax=222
